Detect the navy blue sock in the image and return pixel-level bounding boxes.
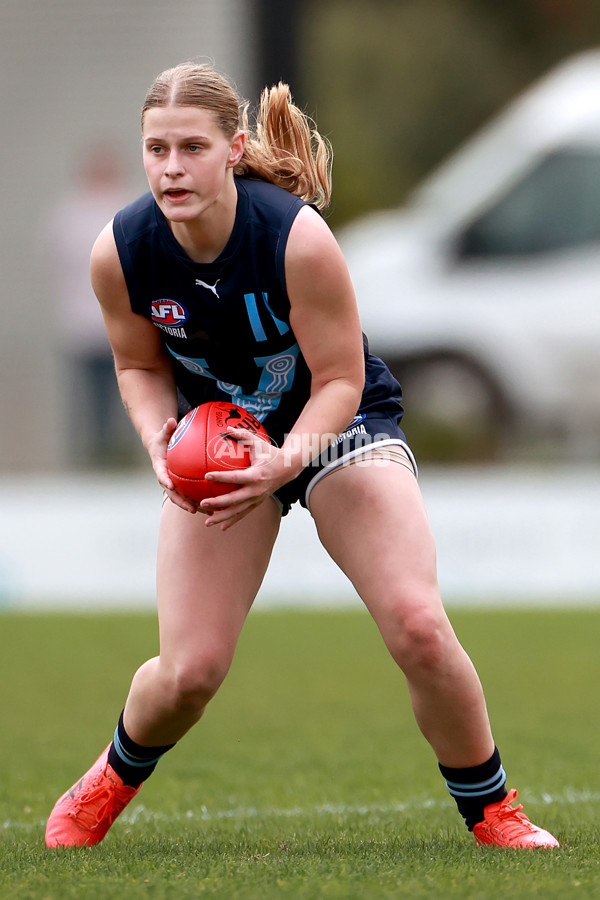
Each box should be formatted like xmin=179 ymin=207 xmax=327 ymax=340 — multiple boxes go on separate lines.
xmin=107 ymin=711 xmax=175 ymax=788
xmin=439 ymin=746 xmax=508 ymax=831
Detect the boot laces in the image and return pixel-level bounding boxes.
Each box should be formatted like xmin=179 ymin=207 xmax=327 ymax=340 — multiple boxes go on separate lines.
xmin=67 ymin=769 xmax=133 ymax=832
xmin=493 ymin=789 xmax=535 ymax=835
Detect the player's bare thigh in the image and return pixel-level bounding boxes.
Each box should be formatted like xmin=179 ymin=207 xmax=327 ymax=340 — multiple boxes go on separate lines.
xmin=309 ymin=453 xmax=442 ymax=623
xmin=156 ymin=495 xmax=281 ymax=667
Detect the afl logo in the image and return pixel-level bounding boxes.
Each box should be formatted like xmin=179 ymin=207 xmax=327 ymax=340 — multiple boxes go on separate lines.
xmin=347 ymin=414 xmax=366 ymax=428
xmin=151 ymin=299 xmax=189 ymax=326
xmin=167 ymin=407 xmax=198 ymax=450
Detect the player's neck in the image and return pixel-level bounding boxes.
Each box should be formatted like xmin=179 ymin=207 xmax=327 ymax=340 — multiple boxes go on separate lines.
xmin=171 ymin=179 xmax=238 ymax=264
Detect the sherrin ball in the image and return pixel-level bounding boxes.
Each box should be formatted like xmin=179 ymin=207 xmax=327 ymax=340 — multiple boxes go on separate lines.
xmin=166 ymin=401 xmax=269 ymax=502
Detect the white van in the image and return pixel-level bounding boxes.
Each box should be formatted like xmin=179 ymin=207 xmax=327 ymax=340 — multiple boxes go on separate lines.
xmin=339 ymin=50 xmax=600 ymax=459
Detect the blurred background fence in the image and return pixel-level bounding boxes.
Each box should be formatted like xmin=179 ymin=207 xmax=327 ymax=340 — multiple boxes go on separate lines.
xmin=2 ymin=0 xmax=600 ymax=607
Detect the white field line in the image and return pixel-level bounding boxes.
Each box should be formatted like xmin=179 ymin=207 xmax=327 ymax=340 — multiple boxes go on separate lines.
xmin=3 ymin=788 xmax=600 ymax=834
xmin=122 ymin=797 xmax=449 ymax=826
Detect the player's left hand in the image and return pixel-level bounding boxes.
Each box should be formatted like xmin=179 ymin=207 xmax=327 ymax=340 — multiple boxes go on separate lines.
xmin=199 ymin=427 xmax=290 ymax=529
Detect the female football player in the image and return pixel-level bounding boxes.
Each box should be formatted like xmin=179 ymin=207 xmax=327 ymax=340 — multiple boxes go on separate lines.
xmin=45 ymin=62 xmax=558 ymax=850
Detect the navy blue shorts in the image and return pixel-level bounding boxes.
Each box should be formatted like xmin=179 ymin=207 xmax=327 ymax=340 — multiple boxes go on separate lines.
xmin=273 ymin=411 xmax=416 ymax=516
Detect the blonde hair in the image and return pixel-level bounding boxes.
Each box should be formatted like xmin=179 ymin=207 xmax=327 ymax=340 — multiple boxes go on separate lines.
xmin=142 ymin=63 xmax=332 ymax=209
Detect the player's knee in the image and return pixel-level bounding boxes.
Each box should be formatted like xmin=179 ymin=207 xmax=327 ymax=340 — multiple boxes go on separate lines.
xmin=166 ymin=651 xmax=231 ymax=713
xmin=385 ymin=597 xmax=449 ymax=675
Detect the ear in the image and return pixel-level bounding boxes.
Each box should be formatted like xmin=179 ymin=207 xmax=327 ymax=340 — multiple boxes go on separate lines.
xmin=227 ymin=130 xmax=245 ymax=168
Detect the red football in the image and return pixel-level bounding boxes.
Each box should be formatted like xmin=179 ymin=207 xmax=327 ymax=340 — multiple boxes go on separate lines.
xmin=166 ymin=401 xmax=269 ymax=502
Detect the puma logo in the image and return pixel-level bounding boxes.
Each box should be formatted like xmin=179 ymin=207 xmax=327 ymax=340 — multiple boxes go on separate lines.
xmin=195 ymin=278 xmax=220 ymax=298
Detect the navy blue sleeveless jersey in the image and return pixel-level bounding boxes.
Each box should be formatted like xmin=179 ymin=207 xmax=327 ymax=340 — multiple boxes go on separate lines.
xmin=112 ymin=177 xmax=404 ymax=451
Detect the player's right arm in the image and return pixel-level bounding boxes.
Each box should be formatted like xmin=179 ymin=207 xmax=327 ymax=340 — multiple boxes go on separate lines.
xmin=90 ymin=223 xmax=196 ymax=512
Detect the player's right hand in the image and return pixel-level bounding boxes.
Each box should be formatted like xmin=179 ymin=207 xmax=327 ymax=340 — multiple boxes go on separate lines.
xmin=148 ymin=417 xmax=199 ymax=514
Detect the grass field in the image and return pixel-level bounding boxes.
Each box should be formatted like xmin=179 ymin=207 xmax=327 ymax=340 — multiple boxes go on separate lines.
xmin=1 ymin=605 xmax=599 ymax=899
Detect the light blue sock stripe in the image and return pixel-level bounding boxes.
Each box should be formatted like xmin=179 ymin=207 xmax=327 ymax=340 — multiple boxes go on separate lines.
xmin=112 ymin=727 xmax=165 ymax=769
xmin=445 ymin=766 xmax=506 ymax=791
xmin=445 ymin=766 xmax=506 ymax=798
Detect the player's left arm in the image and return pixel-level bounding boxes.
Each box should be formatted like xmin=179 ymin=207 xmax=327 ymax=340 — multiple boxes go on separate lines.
xmin=281 ymin=205 xmax=366 ymax=473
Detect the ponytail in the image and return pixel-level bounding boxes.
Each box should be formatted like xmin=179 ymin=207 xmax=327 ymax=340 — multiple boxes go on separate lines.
xmin=237 ymin=84 xmax=332 ymax=210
